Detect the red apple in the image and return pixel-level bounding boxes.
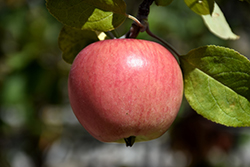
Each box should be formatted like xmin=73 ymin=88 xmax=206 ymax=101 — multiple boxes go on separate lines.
xmin=68 ymin=39 xmax=183 ymax=146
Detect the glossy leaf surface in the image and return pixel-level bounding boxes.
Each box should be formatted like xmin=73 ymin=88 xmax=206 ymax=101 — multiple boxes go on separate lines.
xmin=180 ymin=45 xmax=250 ymax=127
xmin=202 ymin=3 xmax=239 ymax=40
xmin=184 ymin=0 xmax=214 ymax=15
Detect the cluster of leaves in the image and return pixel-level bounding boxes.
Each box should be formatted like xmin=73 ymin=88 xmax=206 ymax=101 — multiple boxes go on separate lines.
xmin=46 ymin=0 xmax=250 ymax=127
xmin=46 ymin=0 xmax=244 ymax=63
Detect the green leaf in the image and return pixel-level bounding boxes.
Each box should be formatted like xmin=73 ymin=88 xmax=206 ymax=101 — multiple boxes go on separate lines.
xmin=155 ymin=0 xmax=174 ymax=6
xmin=46 ymin=0 xmax=127 ymax=31
xmin=58 ymin=26 xmax=99 ymax=64
xmin=180 ymin=45 xmax=250 ymax=127
xmin=184 ymin=0 xmax=214 ymax=15
xmin=202 ymin=3 xmax=239 ymax=40
xmin=81 ymin=9 xmax=126 ymax=31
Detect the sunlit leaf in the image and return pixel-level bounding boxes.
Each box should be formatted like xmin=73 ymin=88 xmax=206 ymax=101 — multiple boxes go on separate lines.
xmin=180 ymin=45 xmax=250 ymax=127
xmin=184 ymin=0 xmax=214 ymax=15
xmin=202 ymin=3 xmax=239 ymax=40
xmin=46 ymin=0 xmax=127 ymax=31
xmin=58 ymin=26 xmax=99 ymax=64
xmin=81 ymin=9 xmax=126 ymax=31
xmin=155 ymin=0 xmax=174 ymax=6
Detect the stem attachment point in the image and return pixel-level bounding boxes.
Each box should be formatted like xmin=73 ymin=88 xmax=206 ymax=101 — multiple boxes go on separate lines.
xmin=124 ymin=136 xmax=136 ymax=147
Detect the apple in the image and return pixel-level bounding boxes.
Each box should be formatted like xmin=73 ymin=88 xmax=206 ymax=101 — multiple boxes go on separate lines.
xmin=68 ymin=39 xmax=183 ymax=146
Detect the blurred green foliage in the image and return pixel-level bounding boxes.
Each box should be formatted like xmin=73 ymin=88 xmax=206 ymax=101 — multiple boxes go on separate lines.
xmin=0 ymin=0 xmax=250 ymax=167
xmin=0 ymin=1 xmax=70 ymax=166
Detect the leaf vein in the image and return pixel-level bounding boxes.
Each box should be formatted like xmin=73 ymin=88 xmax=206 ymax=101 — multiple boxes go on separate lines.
xmin=214 ymin=71 xmax=250 ymax=77
xmin=87 ymin=13 xmax=113 ymax=23
xmin=189 ymin=71 xmax=206 ymax=111
xmin=208 ymin=78 xmax=242 ymax=123
xmin=237 ymin=94 xmax=250 ymax=117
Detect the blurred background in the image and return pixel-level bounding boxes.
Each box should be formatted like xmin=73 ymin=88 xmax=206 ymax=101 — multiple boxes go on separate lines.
xmin=0 ymin=0 xmax=250 ymax=167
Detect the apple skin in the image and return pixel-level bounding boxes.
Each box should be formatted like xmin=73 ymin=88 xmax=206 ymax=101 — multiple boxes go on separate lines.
xmin=68 ymin=39 xmax=183 ymax=144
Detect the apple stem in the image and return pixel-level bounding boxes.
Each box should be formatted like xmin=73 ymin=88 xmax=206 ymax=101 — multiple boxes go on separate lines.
xmin=125 ymin=0 xmax=181 ymax=60
xmin=146 ymin=27 xmax=181 ymax=58
xmin=124 ymin=136 xmax=136 ymax=147
xmin=126 ymin=0 xmax=154 ymax=38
